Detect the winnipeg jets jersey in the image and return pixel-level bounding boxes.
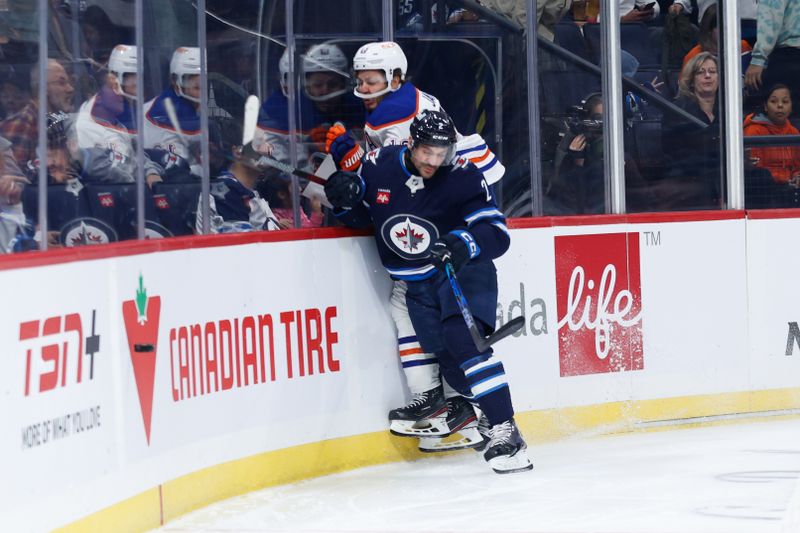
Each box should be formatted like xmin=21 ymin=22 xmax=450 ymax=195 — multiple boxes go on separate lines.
xmin=363 ymin=82 xmax=505 ymax=185
xmin=338 ymin=145 xmax=510 ymax=281
xmin=143 ymin=87 xmax=202 ymax=174
xmin=196 ymin=173 xmax=280 ymax=234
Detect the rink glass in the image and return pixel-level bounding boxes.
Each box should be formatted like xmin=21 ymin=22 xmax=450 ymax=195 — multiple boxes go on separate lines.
xmin=2 ymin=0 xmax=795 ymax=252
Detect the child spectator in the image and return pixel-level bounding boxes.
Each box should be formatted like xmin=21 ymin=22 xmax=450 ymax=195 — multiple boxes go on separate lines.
xmin=743 ymin=84 xmax=800 ymax=184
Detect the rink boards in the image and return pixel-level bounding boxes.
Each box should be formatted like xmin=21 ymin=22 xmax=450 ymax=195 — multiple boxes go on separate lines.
xmin=2 ymin=211 xmax=799 ymax=531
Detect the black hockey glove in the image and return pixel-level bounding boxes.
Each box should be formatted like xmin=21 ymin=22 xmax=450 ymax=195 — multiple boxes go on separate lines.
xmin=429 ymin=230 xmax=481 ymax=274
xmin=324 ymin=170 xmax=365 ymax=210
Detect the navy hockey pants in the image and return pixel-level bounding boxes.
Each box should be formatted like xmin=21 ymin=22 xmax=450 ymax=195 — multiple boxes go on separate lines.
xmin=404 ymin=261 xmax=514 ymax=426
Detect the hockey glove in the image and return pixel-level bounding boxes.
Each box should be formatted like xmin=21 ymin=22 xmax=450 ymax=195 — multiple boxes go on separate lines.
xmin=325 ymin=123 xmax=364 ymax=172
xmin=429 ymin=230 xmax=481 ymax=274
xmin=324 ymin=170 xmax=365 ymax=210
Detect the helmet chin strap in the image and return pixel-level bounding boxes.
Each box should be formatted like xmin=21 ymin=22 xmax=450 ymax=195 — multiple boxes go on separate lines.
xmin=352 ymin=83 xmax=396 ymax=100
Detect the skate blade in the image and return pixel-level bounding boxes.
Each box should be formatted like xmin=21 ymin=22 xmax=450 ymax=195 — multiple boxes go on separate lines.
xmin=389 ymin=416 xmax=449 ymax=437
xmin=418 ymin=427 xmax=483 ymax=453
xmin=488 ymin=449 xmax=533 ymax=474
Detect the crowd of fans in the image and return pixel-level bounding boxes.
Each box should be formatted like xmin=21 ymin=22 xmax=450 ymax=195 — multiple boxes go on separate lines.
xmin=0 ymin=0 xmax=798 ymax=252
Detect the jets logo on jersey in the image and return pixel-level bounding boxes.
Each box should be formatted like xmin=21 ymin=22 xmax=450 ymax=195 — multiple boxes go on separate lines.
xmin=380 ymin=214 xmax=438 ymax=260
xmin=365 ymin=148 xmax=381 ymax=165
xmin=376 ymin=188 xmax=391 ymax=204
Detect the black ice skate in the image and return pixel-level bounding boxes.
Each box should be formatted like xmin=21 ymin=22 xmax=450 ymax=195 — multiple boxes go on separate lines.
xmin=418 ymin=396 xmax=483 ymax=452
xmin=483 ymin=418 xmax=533 ymax=474
xmin=471 ymin=412 xmax=492 ymax=452
xmin=388 ymin=386 xmax=448 ymax=437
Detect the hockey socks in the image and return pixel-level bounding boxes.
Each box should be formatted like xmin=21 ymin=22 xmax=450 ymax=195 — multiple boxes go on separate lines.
xmin=460 ymin=354 xmax=514 ymax=426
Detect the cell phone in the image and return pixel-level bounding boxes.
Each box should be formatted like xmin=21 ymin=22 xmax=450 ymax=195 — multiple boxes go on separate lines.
xmin=637 ymin=2 xmax=656 ymax=10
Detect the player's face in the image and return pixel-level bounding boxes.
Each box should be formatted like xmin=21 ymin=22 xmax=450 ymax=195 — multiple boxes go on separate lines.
xmin=410 ymin=143 xmax=450 ymax=179
xmin=121 ymin=73 xmax=138 ymax=98
xmin=766 ymin=87 xmax=792 ymax=125
xmin=355 ymin=70 xmax=388 ymax=111
xmin=181 ymin=74 xmax=201 ymax=101
xmin=306 ymin=72 xmax=345 ymax=99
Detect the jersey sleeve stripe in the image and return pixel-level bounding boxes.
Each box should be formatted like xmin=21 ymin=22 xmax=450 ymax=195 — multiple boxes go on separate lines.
xmin=464 ymin=207 xmax=505 ymax=225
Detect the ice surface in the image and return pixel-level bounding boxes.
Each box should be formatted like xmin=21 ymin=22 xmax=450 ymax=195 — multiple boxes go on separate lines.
xmin=154 ymin=416 xmax=800 ymax=533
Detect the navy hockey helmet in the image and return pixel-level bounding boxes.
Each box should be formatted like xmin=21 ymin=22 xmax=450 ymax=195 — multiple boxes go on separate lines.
xmin=409 ymin=110 xmax=458 ymax=167
xmin=410 ymin=110 xmax=457 ymax=148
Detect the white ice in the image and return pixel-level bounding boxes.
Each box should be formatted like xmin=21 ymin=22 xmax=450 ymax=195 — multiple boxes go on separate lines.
xmin=154 ymin=416 xmax=800 ymax=533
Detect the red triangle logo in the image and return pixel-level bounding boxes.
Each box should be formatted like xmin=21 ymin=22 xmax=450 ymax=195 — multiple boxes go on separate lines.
xmin=122 ymin=296 xmax=161 ymax=445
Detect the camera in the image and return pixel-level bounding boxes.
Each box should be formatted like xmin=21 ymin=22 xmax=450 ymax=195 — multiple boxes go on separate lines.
xmin=566 ymin=105 xmax=603 ymax=137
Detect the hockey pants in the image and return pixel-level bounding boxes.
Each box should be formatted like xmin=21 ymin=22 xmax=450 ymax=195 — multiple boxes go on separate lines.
xmin=403 ymin=262 xmax=515 ymax=426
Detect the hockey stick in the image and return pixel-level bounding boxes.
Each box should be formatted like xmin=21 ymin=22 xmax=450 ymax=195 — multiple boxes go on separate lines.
xmin=163 ymin=97 xmax=185 ymax=140
xmin=444 ymin=261 xmax=524 ymax=352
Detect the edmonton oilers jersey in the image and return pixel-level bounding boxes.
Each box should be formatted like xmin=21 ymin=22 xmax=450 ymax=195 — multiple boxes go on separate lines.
xmin=340 ymin=145 xmax=510 ymax=281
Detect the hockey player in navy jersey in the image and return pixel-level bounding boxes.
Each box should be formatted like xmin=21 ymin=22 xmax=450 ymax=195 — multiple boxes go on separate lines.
xmin=324 ymin=41 xmax=505 ymax=453
xmin=324 ymin=110 xmax=532 ymax=474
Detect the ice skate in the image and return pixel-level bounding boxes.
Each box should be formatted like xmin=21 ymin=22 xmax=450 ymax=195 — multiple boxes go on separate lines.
xmin=471 ymin=412 xmax=492 ymax=452
xmin=418 ymin=396 xmax=482 ymax=452
xmin=388 ymin=386 xmax=449 ymax=437
xmin=483 ymin=418 xmax=533 ymax=474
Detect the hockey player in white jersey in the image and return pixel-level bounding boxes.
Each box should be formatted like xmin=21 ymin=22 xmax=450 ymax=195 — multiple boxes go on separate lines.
xmin=143 ymin=47 xmax=203 ymax=179
xmin=325 ymin=41 xmax=505 ymax=452
xmin=74 ymin=44 xmax=164 ymax=186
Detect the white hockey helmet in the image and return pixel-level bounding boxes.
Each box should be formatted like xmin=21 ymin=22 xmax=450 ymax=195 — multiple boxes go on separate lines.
xmin=170 ymin=46 xmax=203 ymax=103
xmin=302 ymin=43 xmax=350 ymax=101
xmin=352 ymin=41 xmax=407 ymax=100
xmin=108 ymin=44 xmax=139 ymax=99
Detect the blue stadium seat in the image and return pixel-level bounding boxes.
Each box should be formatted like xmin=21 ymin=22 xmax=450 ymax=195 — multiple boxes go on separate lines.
xmin=554 ymin=22 xmax=589 ymax=59
xmin=584 ymin=23 xmax=660 ymax=68
xmin=541 ymin=71 xmax=601 ymax=115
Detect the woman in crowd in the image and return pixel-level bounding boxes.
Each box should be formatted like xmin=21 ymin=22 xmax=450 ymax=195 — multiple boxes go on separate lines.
xmin=662 ymin=52 xmax=721 ymax=209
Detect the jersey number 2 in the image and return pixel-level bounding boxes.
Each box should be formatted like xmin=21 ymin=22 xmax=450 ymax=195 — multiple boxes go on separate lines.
xmin=481 ymin=179 xmax=493 ymax=202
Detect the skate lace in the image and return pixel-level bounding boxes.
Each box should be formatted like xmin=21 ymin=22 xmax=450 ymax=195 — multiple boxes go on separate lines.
xmin=406 ymin=391 xmax=430 ymax=408
xmin=488 ymin=421 xmax=513 ymax=446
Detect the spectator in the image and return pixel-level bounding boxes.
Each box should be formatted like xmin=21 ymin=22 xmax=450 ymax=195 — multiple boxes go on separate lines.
xmin=662 ymin=52 xmax=722 ymax=208
xmin=196 ymin=117 xmax=281 ymax=234
xmin=682 ymin=4 xmax=753 ymax=68
xmin=743 ymin=84 xmax=800 ymax=184
xmin=670 ymin=0 xmax=758 ymax=22
xmin=0 ymin=135 xmax=32 ymax=253
xmin=0 ymin=59 xmax=75 ymax=166
xmin=621 ymin=0 xmax=660 ymax=23
xmin=472 ymin=0 xmax=571 ymax=40
xmin=744 ymin=0 xmax=800 ymax=109
xmin=259 ymin=175 xmax=323 ymax=228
